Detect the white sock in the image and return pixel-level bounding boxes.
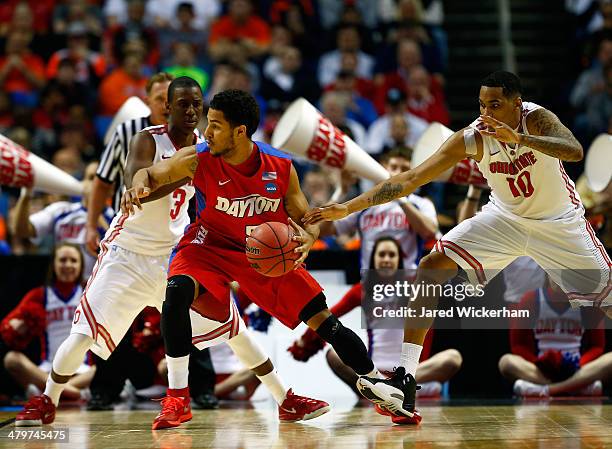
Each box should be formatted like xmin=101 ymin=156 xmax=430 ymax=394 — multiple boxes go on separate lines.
xmin=44 ymin=333 xmax=94 ymax=406
xmin=257 ymin=371 xmax=287 ymax=405
xmin=400 ymin=343 xmax=422 ymax=377
xmin=44 ymin=377 xmax=65 ymax=406
xmin=166 ymin=355 xmax=189 ymax=390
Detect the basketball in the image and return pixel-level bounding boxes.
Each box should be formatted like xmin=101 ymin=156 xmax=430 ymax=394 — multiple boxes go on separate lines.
xmin=245 ymin=222 xmax=300 ymax=277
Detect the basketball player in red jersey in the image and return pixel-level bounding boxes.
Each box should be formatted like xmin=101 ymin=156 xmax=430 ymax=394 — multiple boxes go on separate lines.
xmin=122 ymin=89 xmax=393 ymax=429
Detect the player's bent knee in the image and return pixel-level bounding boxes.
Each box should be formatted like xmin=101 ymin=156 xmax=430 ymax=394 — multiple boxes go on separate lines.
xmin=418 ymin=252 xmax=458 ymax=283
xmin=498 ymin=353 xmax=516 ymax=376
xmin=3 ymin=351 xmax=25 ymax=372
xmin=298 ymin=292 xmax=329 ymax=324
xmin=165 ymin=275 xmax=197 ymax=308
xmin=444 ymin=349 xmax=463 ymax=372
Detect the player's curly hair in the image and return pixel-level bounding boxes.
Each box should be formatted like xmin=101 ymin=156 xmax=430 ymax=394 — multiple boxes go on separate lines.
xmin=481 ymin=71 xmax=522 ymax=98
xmin=209 ymin=89 xmax=260 ymax=138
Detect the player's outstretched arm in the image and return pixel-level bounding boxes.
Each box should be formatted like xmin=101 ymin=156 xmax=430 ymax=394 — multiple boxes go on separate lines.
xmin=480 ymin=108 xmax=583 ymax=161
xmin=121 ymin=144 xmax=198 ymax=214
xmin=303 ymin=130 xmax=473 ymax=225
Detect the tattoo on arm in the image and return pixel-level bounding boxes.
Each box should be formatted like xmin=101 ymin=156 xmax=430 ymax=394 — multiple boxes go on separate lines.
xmin=369 ymin=182 xmax=403 ymax=206
xmin=522 ymin=109 xmax=583 ymax=161
xmin=188 ymin=157 xmax=198 ymax=175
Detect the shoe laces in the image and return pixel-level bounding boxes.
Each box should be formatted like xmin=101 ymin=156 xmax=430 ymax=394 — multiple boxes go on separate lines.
xmin=391 ymin=367 xmax=421 ymax=391
xmin=155 ymin=396 xmax=184 ymax=414
xmin=284 ymin=389 xmax=321 ymax=407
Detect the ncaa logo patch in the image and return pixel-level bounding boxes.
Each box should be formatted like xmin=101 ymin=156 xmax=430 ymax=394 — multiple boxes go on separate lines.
xmin=265 ymin=183 xmax=277 ymax=192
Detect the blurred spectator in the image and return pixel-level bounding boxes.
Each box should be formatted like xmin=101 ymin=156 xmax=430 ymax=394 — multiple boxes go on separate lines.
xmin=317 ymin=25 xmax=375 ymax=87
xmin=148 ymin=0 xmax=220 ymax=31
xmin=302 ymin=168 xmax=334 ymax=207
xmin=405 ymin=65 xmax=449 ymax=124
xmin=330 ymin=70 xmax=378 ymax=128
xmin=0 ymin=91 xmax=14 ymax=132
xmin=320 ymin=91 xmax=366 ymax=147
xmin=52 ymin=0 xmax=104 ymax=38
xmin=366 ymin=88 xmax=428 ymax=154
xmin=571 ymin=37 xmax=612 ymax=111
xmin=317 ymin=0 xmax=378 ymax=30
xmin=10 ymin=162 xmax=113 ymax=276
xmin=209 ymin=0 xmax=271 ymax=61
xmin=51 ymin=147 xmax=85 ymax=179
xmin=0 ymin=31 xmax=46 ymax=104
xmin=0 ymin=0 xmax=53 ymax=37
xmin=164 ymin=42 xmax=209 ymax=92
xmin=46 ymin=22 xmax=106 ymax=88
xmin=382 ymin=114 xmax=412 ymax=154
xmin=31 ymin=86 xmax=68 ymax=158
xmin=324 ymin=51 xmax=376 ymax=101
xmin=98 ymin=52 xmax=147 ymax=116
xmin=104 ymin=0 xmax=159 ymax=68
xmin=374 ymin=37 xmax=444 ymax=113
xmin=47 ymin=59 xmax=92 ymax=110
xmin=260 ymin=46 xmax=319 ymax=105
xmin=262 ymin=25 xmax=293 ymax=79
xmin=268 ymin=1 xmax=321 ymax=60
xmin=1 ymin=243 xmax=94 ymax=400
xmin=58 ymin=123 xmax=96 ymax=162
xmin=158 ymin=2 xmax=209 ymax=67
xmin=205 ymin=61 xmax=235 ymax=103
xmin=584 ymin=63 xmax=612 ymax=137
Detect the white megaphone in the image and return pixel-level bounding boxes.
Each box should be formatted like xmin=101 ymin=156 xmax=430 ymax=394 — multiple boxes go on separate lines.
xmin=104 ymin=96 xmax=151 ymax=145
xmin=412 ymin=122 xmax=489 ymax=189
xmin=272 ymin=98 xmax=389 ymax=183
xmin=585 ymin=133 xmax=612 ymax=192
xmin=0 ymin=134 xmax=83 ymax=195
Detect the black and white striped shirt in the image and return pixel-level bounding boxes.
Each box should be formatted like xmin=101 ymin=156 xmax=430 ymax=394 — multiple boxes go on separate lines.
xmin=97 ymin=116 xmax=151 ymax=211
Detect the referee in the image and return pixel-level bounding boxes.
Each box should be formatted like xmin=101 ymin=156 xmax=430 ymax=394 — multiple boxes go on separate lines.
xmin=83 ymin=72 xmax=218 ymax=411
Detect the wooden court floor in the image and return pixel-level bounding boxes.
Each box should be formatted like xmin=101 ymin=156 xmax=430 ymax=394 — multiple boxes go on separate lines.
xmin=1 ymin=400 xmax=612 ymax=449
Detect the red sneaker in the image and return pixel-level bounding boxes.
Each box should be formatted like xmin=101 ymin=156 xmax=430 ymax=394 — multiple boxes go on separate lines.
xmin=278 ymin=389 xmax=330 ymax=422
xmin=374 ymin=404 xmax=422 ymax=425
xmin=152 ymin=396 xmax=192 ymax=430
xmin=15 ymin=394 xmax=56 ymax=426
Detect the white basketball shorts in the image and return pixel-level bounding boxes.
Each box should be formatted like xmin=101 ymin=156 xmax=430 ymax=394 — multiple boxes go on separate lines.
xmin=431 ymin=203 xmax=611 ymax=307
xmin=71 ymin=242 xmax=245 ymax=360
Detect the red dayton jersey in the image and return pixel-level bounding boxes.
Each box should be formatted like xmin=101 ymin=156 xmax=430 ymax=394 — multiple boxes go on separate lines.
xmin=180 ymin=141 xmax=293 ymax=249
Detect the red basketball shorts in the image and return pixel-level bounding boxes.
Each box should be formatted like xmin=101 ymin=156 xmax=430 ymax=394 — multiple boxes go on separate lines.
xmin=168 ymin=242 xmax=323 ymax=329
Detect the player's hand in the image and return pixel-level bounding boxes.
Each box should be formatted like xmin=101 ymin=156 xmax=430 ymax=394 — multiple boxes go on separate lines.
xmin=85 ymin=224 xmax=100 ymax=256
xmin=302 ymin=203 xmax=349 ymax=225
xmin=288 ymin=217 xmax=314 ymax=268
xmin=8 ymin=319 xmax=26 ymax=334
xmin=121 ymin=184 xmax=150 ymax=215
xmin=479 ymin=115 xmax=521 ymax=144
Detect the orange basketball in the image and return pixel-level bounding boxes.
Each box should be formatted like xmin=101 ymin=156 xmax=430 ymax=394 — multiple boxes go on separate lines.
xmin=245 ymin=222 xmax=300 ymax=277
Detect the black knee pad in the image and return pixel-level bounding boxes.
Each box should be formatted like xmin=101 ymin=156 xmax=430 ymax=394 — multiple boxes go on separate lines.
xmin=164 ymin=275 xmax=196 ymax=309
xmin=162 ymin=275 xmax=196 ymax=357
xmin=298 ymin=292 xmax=329 ymax=323
xmin=315 ymin=315 xmax=374 ymax=375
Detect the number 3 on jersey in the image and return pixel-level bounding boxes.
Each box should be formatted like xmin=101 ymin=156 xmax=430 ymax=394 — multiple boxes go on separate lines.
xmin=170 ymin=188 xmax=187 ymax=219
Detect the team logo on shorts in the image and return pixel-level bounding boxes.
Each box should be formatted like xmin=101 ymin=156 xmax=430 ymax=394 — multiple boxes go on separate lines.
xmin=265 ymin=183 xmax=277 ymax=193
xmin=191 ymin=225 xmax=208 ymax=245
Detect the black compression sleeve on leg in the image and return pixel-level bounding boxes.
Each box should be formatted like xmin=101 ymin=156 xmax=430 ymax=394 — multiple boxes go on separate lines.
xmin=162 ymin=275 xmax=196 ymax=358
xmin=315 ymin=315 xmax=374 ymax=375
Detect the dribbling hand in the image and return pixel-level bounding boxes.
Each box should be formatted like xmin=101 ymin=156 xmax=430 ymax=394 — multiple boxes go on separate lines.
xmin=302 ymin=203 xmax=349 ymax=225
xmin=288 ymin=217 xmax=314 ymax=269
xmin=121 ymin=183 xmax=150 ymax=215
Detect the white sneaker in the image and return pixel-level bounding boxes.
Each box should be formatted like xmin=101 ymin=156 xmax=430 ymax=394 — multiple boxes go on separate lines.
xmin=578 ymin=380 xmax=602 ymax=396
xmin=513 ymin=379 xmax=549 ymax=397
xmin=416 ymin=381 xmax=442 ymax=398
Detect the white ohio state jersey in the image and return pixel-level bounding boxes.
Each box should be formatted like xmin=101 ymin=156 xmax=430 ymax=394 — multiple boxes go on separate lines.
xmin=470 ymin=102 xmax=584 ymax=221
xmin=110 ymin=125 xmax=200 ymax=255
